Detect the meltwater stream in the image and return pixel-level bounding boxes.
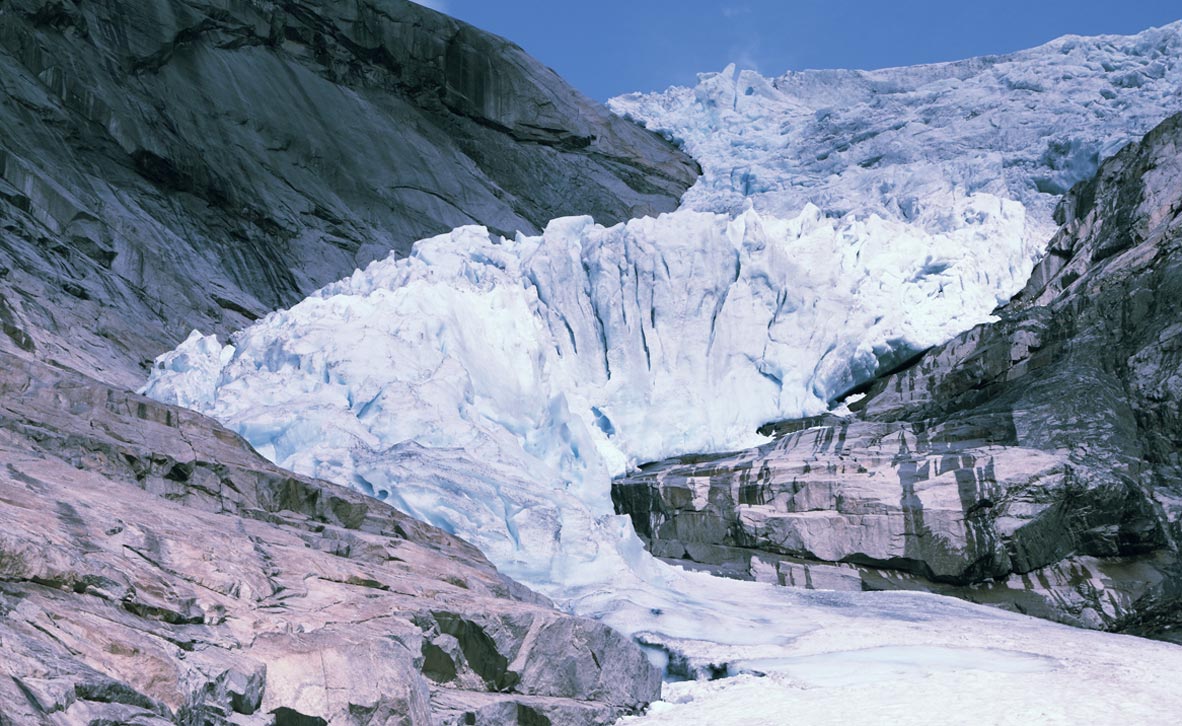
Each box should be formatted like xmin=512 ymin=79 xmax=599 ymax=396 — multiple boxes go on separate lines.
xmin=144 ymin=25 xmax=1182 ymax=722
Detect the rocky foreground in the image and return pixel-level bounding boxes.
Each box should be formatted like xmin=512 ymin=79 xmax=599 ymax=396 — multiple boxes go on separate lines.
xmin=614 ymin=112 xmax=1182 ymax=639
xmin=0 ymin=351 xmax=660 ymax=724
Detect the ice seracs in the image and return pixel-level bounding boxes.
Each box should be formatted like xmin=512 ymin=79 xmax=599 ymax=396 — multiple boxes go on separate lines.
xmin=609 ymin=21 xmax=1182 ymax=233
xmin=142 ymin=203 xmax=1182 ymax=717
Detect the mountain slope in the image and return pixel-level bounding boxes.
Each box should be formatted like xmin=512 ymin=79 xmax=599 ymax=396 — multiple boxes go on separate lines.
xmin=10 ymin=7 xmax=1182 ymax=721
xmin=0 ymin=0 xmax=698 ymax=387
xmin=0 ymin=351 xmax=660 ymax=724
xmin=613 ymin=111 xmax=1182 ymax=637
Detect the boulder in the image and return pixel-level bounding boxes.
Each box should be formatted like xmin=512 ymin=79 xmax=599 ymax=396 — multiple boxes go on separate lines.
xmin=0 ymin=351 xmax=661 ymax=723
xmin=0 ymin=0 xmax=698 ymax=388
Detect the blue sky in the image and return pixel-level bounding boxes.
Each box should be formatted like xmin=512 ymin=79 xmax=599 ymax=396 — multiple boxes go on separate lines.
xmin=414 ymin=1 xmax=1182 ymax=100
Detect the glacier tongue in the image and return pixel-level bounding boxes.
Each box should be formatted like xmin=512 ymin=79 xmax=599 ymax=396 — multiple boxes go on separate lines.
xmin=141 ymin=202 xmax=1182 ymax=696
xmin=141 ymin=21 xmax=1182 ymax=720
xmin=145 ymin=196 xmax=1029 ymax=551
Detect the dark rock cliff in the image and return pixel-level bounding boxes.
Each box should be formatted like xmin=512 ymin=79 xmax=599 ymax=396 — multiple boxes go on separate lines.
xmin=613 ymin=112 xmax=1182 ymax=640
xmin=0 ymin=0 xmax=698 ymax=387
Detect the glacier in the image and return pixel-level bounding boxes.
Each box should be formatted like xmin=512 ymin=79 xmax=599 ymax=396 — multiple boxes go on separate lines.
xmin=144 ymin=22 xmax=1182 ymax=724
xmin=609 ymin=22 xmax=1182 ymax=233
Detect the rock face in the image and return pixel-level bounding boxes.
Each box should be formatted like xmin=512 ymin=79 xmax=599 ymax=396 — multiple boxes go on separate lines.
xmin=0 ymin=0 xmax=698 ymax=388
xmin=0 ymin=350 xmax=661 ymax=724
xmin=613 ymin=112 xmax=1182 ymax=639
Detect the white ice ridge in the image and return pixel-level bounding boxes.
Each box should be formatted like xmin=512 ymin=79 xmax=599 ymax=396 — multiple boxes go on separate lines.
xmin=146 ymin=200 xmax=1030 ymax=493
xmin=143 ymin=22 xmax=1182 ymax=722
xmin=142 ymin=205 xmax=1024 ymax=577
xmin=609 ymin=21 xmax=1182 ymax=237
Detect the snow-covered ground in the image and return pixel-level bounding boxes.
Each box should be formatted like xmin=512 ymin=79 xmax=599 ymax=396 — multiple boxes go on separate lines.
xmin=622 ymin=627 xmax=1182 ymax=726
xmin=144 ymin=23 xmax=1182 ymax=724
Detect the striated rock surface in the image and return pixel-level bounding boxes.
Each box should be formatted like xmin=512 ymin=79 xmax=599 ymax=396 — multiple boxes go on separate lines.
xmin=0 ymin=350 xmax=661 ymax=724
xmin=0 ymin=0 xmax=698 ymax=388
xmin=613 ymin=112 xmax=1182 ymax=639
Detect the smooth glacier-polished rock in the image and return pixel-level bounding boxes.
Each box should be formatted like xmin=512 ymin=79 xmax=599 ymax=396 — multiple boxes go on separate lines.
xmin=0 ymin=0 xmax=698 ymax=388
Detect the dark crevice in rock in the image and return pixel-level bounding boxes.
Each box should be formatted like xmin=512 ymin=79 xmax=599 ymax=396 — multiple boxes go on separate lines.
xmin=422 ymin=641 xmax=458 ymax=684
xmin=432 ymin=612 xmax=518 ymax=693
xmin=516 ymin=703 xmax=553 ymax=726
xmin=271 ymin=707 xmax=328 ymax=726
